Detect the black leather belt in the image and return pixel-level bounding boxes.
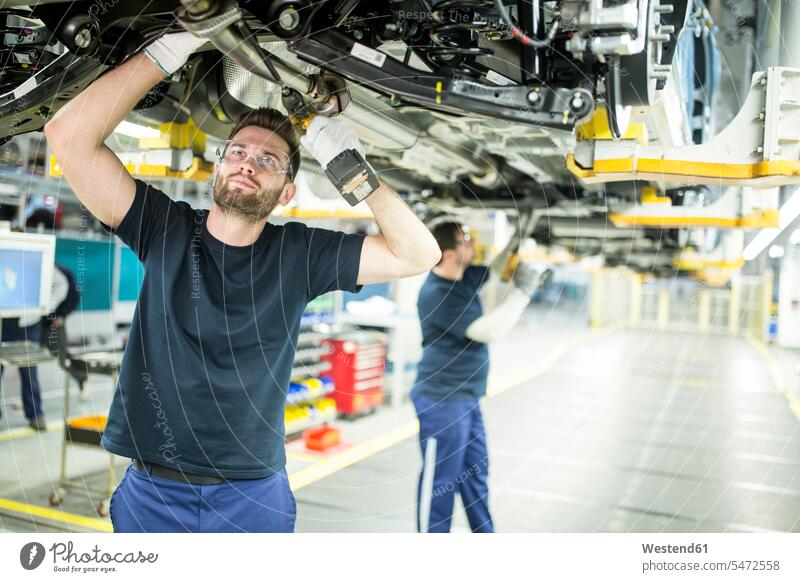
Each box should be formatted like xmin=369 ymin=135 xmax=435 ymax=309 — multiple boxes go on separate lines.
xmin=132 ymin=459 xmax=226 ymax=485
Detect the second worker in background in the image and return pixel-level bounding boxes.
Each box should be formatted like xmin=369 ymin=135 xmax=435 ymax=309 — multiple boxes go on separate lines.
xmin=412 ymin=221 xmax=546 ymax=533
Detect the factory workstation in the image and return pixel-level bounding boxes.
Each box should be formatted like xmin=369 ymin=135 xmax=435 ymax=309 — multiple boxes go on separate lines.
xmin=0 ymin=0 xmax=799 ymax=579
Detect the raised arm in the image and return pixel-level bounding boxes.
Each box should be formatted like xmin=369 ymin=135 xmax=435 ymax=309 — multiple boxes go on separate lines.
xmin=465 ymin=263 xmax=546 ymax=344
xmin=300 ymin=116 xmax=441 ymax=284
xmin=43 ymin=33 xmax=204 ymax=229
xmin=357 ymin=184 xmax=442 ymax=284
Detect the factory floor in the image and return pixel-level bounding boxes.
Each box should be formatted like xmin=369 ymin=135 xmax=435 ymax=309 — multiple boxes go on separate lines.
xmin=2 ymin=304 xmax=799 ymax=533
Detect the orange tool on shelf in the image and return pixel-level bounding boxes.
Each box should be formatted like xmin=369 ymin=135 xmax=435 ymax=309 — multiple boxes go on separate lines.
xmin=303 ymin=425 xmax=341 ymax=452
xmin=67 ymin=415 xmax=107 ymax=432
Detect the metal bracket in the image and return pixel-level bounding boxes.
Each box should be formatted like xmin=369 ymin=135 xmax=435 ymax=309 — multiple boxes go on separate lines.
xmin=567 ymin=67 xmax=800 ymax=188
xmin=290 ymin=30 xmax=594 ymax=130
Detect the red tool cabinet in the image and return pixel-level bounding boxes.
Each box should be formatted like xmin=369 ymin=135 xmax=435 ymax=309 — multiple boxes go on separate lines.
xmin=322 ymin=333 xmax=386 ymax=416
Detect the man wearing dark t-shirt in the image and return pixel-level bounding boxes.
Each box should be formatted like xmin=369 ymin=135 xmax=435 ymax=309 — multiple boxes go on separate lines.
xmin=44 ymin=32 xmax=440 ymax=532
xmin=412 ymin=221 xmax=541 ymax=533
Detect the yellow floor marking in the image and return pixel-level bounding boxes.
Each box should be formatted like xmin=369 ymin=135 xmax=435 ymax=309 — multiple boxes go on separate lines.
xmin=289 ymin=325 xmax=621 ymax=491
xmin=745 ymin=332 xmax=800 ymax=423
xmin=682 ymin=377 xmax=715 ymax=389
xmin=1 ymin=408 xmax=109 ymax=444
xmin=289 ymin=422 xmax=420 ymax=490
xmin=0 ymin=420 xmax=65 ymax=443
xmin=0 ymin=497 xmax=112 ymax=532
xmin=615 ymin=373 xmax=718 ymax=389
xmin=286 ymin=449 xmax=331 ymax=462
xmin=0 ymin=412 xmax=110 ymax=532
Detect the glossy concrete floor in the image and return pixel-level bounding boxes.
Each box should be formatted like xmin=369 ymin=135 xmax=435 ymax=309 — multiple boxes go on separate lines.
xmin=2 ymin=308 xmax=799 ymax=533
xmin=294 ymin=326 xmax=800 ymax=533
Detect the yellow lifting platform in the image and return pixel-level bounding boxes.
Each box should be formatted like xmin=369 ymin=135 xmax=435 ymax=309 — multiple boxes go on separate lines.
xmin=568 ymin=67 xmax=800 ymax=188
xmin=607 ymin=186 xmax=780 ymax=229
xmin=49 ymin=119 xmax=214 ymax=181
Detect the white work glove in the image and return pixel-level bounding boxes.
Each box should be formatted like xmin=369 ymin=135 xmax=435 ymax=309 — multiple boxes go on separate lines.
xmin=143 ymin=32 xmax=206 ymax=76
xmin=512 ymin=263 xmax=552 ymax=297
xmin=300 ymin=116 xmax=364 ymax=168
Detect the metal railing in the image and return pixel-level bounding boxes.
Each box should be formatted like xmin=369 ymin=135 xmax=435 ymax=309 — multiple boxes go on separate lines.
xmin=590 ymin=268 xmax=772 ymax=339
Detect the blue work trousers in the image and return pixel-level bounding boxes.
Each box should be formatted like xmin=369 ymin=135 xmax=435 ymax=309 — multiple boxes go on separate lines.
xmin=110 ymin=462 xmax=297 ymax=533
xmin=411 ymin=391 xmax=493 ymax=533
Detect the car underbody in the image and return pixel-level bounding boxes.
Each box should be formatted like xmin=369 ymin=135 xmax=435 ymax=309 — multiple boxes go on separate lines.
xmin=0 ymin=0 xmax=773 ymax=275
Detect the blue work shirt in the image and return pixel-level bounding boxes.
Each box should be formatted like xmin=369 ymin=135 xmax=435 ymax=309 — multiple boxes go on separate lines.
xmin=413 ymin=266 xmax=490 ymax=401
xmin=100 ymin=179 xmax=364 ymax=479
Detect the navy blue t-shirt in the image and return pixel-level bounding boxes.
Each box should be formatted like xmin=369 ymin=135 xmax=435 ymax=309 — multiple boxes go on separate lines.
xmin=99 ymin=179 xmax=364 ymax=478
xmin=412 ymin=266 xmax=490 ymax=401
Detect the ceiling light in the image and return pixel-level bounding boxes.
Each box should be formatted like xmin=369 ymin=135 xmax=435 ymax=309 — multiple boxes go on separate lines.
xmin=114 ymin=121 xmax=161 ymax=139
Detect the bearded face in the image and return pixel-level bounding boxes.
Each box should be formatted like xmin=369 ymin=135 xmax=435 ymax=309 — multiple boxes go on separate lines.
xmin=211 ymin=126 xmax=294 ymax=223
xmin=211 ymin=171 xmax=286 ymax=223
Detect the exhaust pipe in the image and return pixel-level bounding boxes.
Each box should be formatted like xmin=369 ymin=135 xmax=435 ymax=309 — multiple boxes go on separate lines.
xmin=178 ymin=0 xmax=350 ymax=118
xmin=178 ymin=1 xmax=287 ymax=85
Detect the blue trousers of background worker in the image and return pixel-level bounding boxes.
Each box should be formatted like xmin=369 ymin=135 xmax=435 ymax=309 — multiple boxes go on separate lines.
xmin=0 ymin=319 xmax=44 ymax=421
xmin=109 ymin=462 xmax=297 ymax=533
xmin=411 ymin=391 xmax=494 ymax=533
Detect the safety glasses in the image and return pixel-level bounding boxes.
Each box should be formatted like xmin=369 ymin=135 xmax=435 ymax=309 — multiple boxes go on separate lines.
xmin=215 ymin=140 xmax=293 ymax=176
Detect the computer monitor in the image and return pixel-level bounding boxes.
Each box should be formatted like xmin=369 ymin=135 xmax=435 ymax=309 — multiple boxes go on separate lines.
xmin=0 ymin=227 xmax=56 ymax=319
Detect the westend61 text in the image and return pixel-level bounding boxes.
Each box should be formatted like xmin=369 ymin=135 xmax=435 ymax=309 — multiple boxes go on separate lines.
xmin=642 ymin=543 xmax=708 ymax=554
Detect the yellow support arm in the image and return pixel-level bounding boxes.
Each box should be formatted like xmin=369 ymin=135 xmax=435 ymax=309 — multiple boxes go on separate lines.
xmin=568 ymin=68 xmax=800 ymax=188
